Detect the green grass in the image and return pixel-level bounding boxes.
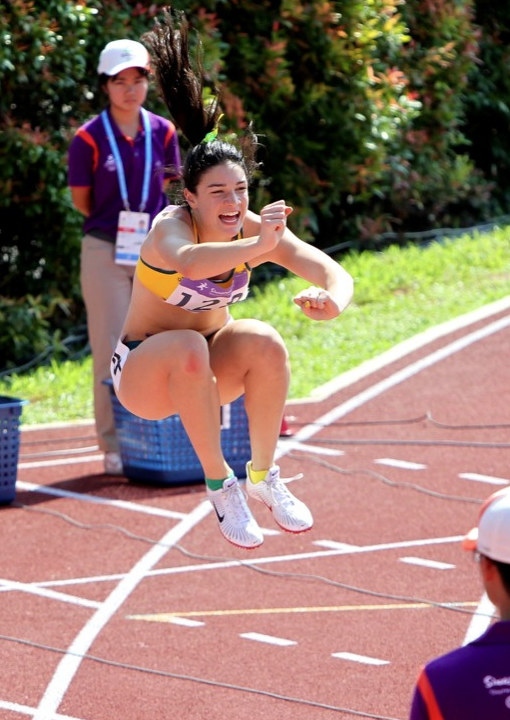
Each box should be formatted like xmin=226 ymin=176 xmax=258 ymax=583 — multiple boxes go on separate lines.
xmin=2 ymin=225 xmax=510 ymax=426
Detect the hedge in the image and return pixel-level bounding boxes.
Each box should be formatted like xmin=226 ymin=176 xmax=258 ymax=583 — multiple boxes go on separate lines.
xmin=1 ymin=0 xmax=509 ymax=369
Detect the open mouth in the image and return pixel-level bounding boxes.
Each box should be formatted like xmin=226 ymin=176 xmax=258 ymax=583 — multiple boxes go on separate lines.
xmin=219 ymin=212 xmax=240 ymax=225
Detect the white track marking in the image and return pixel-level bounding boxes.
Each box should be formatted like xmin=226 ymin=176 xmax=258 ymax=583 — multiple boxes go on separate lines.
xmin=0 ymin=578 xmax=100 ymax=608
xmin=21 ymin=420 xmax=95 ymax=433
xmin=166 ymin=617 xmax=205 ymax=628
xmin=32 ymin=501 xmax=212 ymax=720
xmin=18 ymin=299 xmax=510 ymax=717
xmin=22 ymin=535 xmax=465 ymax=592
xmin=18 ymin=455 xmax=105 ymax=469
xmin=276 ymin=312 xmax=510 ymax=457
xmin=0 ymin=702 xmax=83 ymax=720
xmin=374 ymin=458 xmax=426 ymax=470
xmin=313 ymin=540 xmax=361 ymax=551
xmin=304 ymin=295 xmax=510 ymax=402
xmin=20 ymin=445 xmax=99 ymax=459
xmin=399 ymin=557 xmax=455 ymax=570
xmin=332 ymin=652 xmax=389 ymax=666
xmin=277 ymin=439 xmax=344 ymax=456
xmin=16 ymin=481 xmax=186 ymax=520
xmin=459 ymin=473 xmax=509 ymax=486
xmin=240 ymin=632 xmax=297 ymax=646
xmin=260 ymin=527 xmax=281 ymax=536
xmin=463 ymin=592 xmax=497 ymax=645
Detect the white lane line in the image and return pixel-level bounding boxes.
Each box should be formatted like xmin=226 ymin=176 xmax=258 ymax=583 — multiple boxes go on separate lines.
xmin=22 ymin=301 xmax=510 ymax=472
xmin=276 ymin=312 xmax=510 ymax=457
xmin=166 ymin=617 xmax=205 ymax=628
xmin=16 ymin=481 xmax=187 ymax=520
xmin=277 ymin=439 xmax=344 ymax=456
xmin=374 ymin=458 xmax=426 ymax=470
xmin=332 ymin=651 xmax=389 ymax=666
xmin=17 ymin=305 xmax=509 ymax=704
xmin=313 ymin=540 xmax=361 ymax=551
xmin=399 ymin=557 xmax=455 ymax=570
xmin=10 ymin=299 xmax=507 ymax=720
xmin=463 ymin=592 xmax=497 ymax=645
xmin=459 ymin=472 xmax=509 ymax=486
xmin=240 ymin=632 xmax=297 ymax=647
xmin=0 ymin=579 xmax=101 ymax=608
xmin=20 ymin=445 xmax=99 ymax=460
xmin=32 ymin=501 xmax=212 ymax=720
xmin=260 ymin=527 xmax=281 ymax=536
xmin=0 ymin=701 xmax=84 ymax=720
xmin=305 ymin=295 xmax=510 ymax=402
xmin=18 ymin=455 xmax=105 ymax=469
xmin=26 ymin=535 xmax=465 ymax=590
xmin=21 ymin=420 xmax=95 ymax=432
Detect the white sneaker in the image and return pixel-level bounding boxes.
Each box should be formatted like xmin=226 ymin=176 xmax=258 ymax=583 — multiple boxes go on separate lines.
xmin=246 ymin=464 xmax=313 ymax=533
xmin=104 ymin=452 xmax=124 ymax=476
xmin=207 ymin=477 xmax=264 ymax=549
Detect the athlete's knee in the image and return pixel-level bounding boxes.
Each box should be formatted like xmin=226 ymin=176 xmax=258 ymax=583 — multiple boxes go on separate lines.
xmin=176 ymin=332 xmax=211 ymax=377
xmin=249 ymin=326 xmax=289 ymax=368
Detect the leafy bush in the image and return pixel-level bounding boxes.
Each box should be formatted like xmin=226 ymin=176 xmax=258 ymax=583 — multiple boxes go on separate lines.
xmin=2 ymin=0 xmax=510 ymax=370
xmin=213 ymin=0 xmax=418 ymax=242
xmin=462 ymin=4 xmax=510 ymax=215
xmin=0 ymin=0 xmax=166 ymax=368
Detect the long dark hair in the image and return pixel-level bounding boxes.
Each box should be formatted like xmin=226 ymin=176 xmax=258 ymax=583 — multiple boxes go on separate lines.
xmin=142 ymin=7 xmax=259 ymax=193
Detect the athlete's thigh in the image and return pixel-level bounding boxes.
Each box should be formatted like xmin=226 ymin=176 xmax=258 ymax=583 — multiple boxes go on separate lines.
xmin=116 ymin=330 xmax=209 ymax=419
xmin=209 ymin=318 xmax=287 ymax=403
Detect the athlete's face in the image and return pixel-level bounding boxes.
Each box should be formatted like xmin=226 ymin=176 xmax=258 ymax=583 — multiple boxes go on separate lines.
xmin=106 ymin=68 xmax=148 ymax=112
xmin=185 ymin=161 xmax=249 ymax=239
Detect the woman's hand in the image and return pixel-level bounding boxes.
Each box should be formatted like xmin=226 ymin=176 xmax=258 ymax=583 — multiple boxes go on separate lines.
xmin=258 ymin=200 xmax=293 ymax=252
xmin=293 ymin=286 xmax=342 ymax=321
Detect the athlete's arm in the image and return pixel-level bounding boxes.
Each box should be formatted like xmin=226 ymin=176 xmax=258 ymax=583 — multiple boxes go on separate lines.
xmin=250 ymin=223 xmax=354 ymax=320
xmin=146 ymin=202 xmax=289 ymax=280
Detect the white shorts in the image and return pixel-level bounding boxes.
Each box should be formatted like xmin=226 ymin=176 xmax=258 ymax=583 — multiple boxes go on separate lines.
xmin=110 ymin=338 xmax=132 ymax=394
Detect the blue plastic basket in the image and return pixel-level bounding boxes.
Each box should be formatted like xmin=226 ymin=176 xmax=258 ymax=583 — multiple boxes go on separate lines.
xmin=0 ymin=396 xmax=27 ymax=504
xmin=106 ymin=381 xmax=251 ymax=485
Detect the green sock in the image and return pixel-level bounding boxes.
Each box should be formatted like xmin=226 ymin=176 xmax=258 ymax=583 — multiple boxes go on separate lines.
xmin=205 ymin=470 xmax=234 ymax=491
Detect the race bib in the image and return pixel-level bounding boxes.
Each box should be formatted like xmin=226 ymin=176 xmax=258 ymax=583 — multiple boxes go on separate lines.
xmin=165 ymin=273 xmax=249 ymax=312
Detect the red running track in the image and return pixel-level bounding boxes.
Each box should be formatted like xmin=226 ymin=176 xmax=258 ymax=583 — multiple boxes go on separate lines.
xmin=2 ymin=296 xmax=510 ymax=720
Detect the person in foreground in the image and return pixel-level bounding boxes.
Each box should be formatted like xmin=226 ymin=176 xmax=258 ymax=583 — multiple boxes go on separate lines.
xmin=408 ymin=486 xmax=510 ymax=719
xmin=110 ymin=8 xmax=354 ymax=549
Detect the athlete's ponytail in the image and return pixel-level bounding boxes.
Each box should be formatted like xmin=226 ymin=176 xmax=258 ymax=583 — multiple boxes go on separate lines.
xmin=142 ymin=7 xmax=259 ymax=193
xmin=142 ymin=6 xmax=220 ymax=148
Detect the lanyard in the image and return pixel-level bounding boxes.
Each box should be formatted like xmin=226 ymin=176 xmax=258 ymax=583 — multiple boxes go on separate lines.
xmin=101 ymin=108 xmax=152 ymax=212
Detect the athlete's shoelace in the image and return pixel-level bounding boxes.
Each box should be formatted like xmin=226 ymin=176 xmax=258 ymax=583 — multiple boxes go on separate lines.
xmin=267 ymin=470 xmax=304 ymax=508
xmin=225 ymin=482 xmax=252 ymax=522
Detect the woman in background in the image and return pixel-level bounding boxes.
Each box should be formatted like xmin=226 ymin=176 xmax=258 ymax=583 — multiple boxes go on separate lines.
xmin=68 ymin=38 xmax=181 ymax=474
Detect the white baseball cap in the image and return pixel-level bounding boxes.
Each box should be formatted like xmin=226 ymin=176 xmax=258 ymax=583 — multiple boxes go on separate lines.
xmin=463 ymin=486 xmax=510 ymax=563
xmin=97 ymin=39 xmax=150 ymax=76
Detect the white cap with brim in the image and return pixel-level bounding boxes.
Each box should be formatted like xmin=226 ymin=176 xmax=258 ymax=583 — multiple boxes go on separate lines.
xmin=462 ymin=486 xmax=510 ymax=563
xmin=97 ymin=39 xmax=150 ymax=76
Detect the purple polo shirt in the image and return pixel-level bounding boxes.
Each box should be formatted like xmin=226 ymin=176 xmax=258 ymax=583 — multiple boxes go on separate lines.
xmin=68 ymin=107 xmax=181 ymax=242
xmin=409 ymin=621 xmax=510 ymax=719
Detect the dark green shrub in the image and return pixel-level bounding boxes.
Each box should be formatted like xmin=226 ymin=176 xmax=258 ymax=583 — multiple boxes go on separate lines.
xmin=210 ymin=0 xmax=417 ymax=243
xmin=1 ymin=0 xmax=509 ymax=371
xmin=391 ymin=0 xmax=492 ymax=232
xmin=1 ymin=1 xmax=96 ymax=368
xmin=463 ymin=4 xmax=510 ymax=215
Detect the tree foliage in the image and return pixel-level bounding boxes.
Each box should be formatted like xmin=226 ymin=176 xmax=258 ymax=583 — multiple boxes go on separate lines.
xmin=1 ymin=0 xmax=509 ymax=369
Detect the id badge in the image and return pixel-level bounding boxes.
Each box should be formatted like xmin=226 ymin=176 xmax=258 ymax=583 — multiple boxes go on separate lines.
xmin=115 ymin=211 xmax=150 ymax=266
